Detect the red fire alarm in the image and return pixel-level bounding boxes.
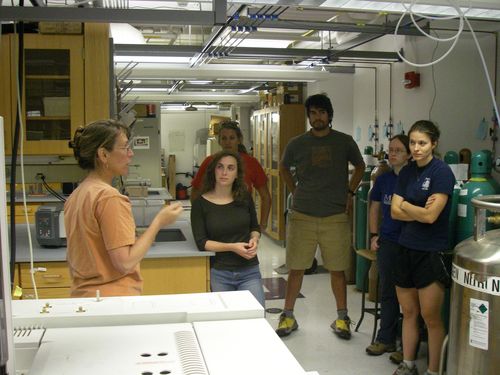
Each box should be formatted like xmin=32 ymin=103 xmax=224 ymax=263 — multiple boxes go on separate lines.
xmin=404 ymin=71 xmax=420 ymax=89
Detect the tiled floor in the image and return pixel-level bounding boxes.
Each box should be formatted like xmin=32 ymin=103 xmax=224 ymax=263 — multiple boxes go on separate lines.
xmin=258 ymin=234 xmax=429 ymax=375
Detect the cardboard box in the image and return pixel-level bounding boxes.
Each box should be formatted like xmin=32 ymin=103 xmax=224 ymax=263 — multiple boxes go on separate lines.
xmin=126 ymin=186 xmax=148 ymax=198
xmin=39 ymin=22 xmax=83 ymax=35
xmin=276 ymin=93 xmax=284 ymax=105
xmin=43 ymin=97 xmax=70 ymax=117
xmin=285 ymin=94 xmax=301 ymax=104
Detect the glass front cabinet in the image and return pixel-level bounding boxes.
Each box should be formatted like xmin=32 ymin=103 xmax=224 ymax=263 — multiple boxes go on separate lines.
xmin=4 ymin=34 xmax=84 ymax=155
xmin=251 ymin=104 xmax=305 ymax=241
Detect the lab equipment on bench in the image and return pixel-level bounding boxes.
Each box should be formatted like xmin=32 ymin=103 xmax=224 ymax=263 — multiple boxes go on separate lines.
xmin=35 ymin=204 xmax=66 ymax=247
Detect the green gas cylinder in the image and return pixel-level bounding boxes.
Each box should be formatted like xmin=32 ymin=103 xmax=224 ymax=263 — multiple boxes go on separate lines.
xmin=444 ymin=151 xmax=459 ymax=165
xmin=443 ymin=151 xmax=460 ymax=250
xmin=355 ymin=151 xmax=374 ymax=291
xmin=456 ymin=150 xmax=499 ymax=242
xmin=442 ymin=150 xmax=461 ymax=332
xmin=481 ymin=149 xmax=500 ymax=192
xmin=447 ymin=182 xmax=461 ymax=250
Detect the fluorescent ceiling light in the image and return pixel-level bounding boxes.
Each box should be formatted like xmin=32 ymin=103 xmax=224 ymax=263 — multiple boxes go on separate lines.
xmin=114 ymin=56 xmax=191 ymax=63
xmin=257 ymin=28 xmax=310 ymax=34
xmin=129 ymin=87 xmax=169 ymax=92
xmin=126 ymin=1 xmax=212 ymax=11
xmin=188 ymin=80 xmax=213 ymax=84
xmin=162 ymin=103 xmax=219 ymax=111
xmin=319 ymin=0 xmax=500 ymax=20
xmin=233 ymin=39 xmax=292 ymax=49
xmin=338 ymin=56 xmax=401 ymax=62
xmin=321 ymin=0 xmax=351 ymax=6
xmin=110 ymin=23 xmax=145 ymax=44
xmin=162 ymin=105 xmax=187 ymax=111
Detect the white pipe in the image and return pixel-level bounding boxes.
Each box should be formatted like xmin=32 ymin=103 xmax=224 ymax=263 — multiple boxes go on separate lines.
xmin=0 ymin=116 xmax=16 ymax=374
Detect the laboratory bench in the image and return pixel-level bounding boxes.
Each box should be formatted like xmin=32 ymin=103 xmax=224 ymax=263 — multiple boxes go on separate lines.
xmin=7 ymin=187 xmax=173 ymax=224
xmin=10 ymin=292 xmax=314 ymax=375
xmin=13 ymin=221 xmax=213 ymax=299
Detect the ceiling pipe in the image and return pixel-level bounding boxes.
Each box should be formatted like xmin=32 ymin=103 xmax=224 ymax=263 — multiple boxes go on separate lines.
xmin=115 ymin=44 xmax=400 ymax=61
xmin=0 ymin=0 xmax=227 ymax=24
xmin=190 ymin=3 xmax=245 ymax=67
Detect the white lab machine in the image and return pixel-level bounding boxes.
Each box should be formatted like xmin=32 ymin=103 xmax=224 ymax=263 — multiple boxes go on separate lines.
xmin=11 ymin=292 xmax=313 ymax=375
xmin=1 ymin=116 xmax=313 ymax=375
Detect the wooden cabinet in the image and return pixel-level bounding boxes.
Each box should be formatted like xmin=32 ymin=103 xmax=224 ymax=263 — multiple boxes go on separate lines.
xmin=15 ymin=256 xmax=211 ymax=299
xmin=252 ymin=104 xmax=305 ymax=240
xmin=18 ymin=262 xmax=71 ymax=299
xmin=6 ymin=203 xmax=40 ymax=224
xmin=0 ymin=35 xmax=14 ymax=153
xmin=2 ymin=34 xmax=84 ymax=155
xmin=0 ymin=24 xmax=110 ymax=156
xmin=140 ymin=257 xmax=211 ymax=295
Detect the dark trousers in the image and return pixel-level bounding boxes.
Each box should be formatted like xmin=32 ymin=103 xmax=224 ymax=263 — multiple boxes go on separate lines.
xmin=375 ymin=239 xmax=401 ymax=344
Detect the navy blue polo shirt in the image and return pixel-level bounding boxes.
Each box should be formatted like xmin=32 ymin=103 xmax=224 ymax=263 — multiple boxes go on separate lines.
xmin=370 ymin=171 xmax=401 ymax=243
xmin=394 ymin=158 xmax=455 ymax=252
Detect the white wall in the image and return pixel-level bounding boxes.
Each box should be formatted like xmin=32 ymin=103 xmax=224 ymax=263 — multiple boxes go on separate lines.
xmin=307 ymin=72 xmax=355 ymax=135
xmin=236 ymin=105 xmax=253 ymax=151
xmin=353 ymin=31 xmax=498 ymax=167
xmin=161 ymin=109 xmax=232 ymax=188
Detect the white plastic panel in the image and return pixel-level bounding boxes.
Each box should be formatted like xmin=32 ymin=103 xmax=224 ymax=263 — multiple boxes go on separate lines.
xmin=194 ymin=318 xmax=307 ymax=375
xmin=12 ymin=291 xmax=264 ymax=328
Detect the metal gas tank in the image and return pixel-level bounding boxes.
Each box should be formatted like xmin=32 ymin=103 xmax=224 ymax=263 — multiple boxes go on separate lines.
xmin=447 ymin=195 xmax=500 ymax=375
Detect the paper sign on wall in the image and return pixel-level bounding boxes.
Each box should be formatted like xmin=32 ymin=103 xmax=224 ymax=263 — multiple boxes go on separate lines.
xmin=133 ymin=136 xmax=150 ymax=150
xmin=169 ymin=130 xmax=185 ymax=152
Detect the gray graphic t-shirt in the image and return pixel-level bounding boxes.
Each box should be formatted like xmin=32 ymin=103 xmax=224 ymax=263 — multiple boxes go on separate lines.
xmin=281 ymin=129 xmax=363 ymax=217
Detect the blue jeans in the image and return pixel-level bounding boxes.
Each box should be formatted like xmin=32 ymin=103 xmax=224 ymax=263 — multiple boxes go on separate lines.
xmin=376 ymin=239 xmax=401 ymax=345
xmin=210 ymin=265 xmax=265 ymax=307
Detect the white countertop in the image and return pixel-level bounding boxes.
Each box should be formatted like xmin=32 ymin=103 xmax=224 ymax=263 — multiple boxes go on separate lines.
xmin=12 ymin=291 xmax=264 ymax=328
xmin=8 ymin=187 xmax=173 ymax=203
xmin=7 ymin=193 xmax=63 ymax=203
xmin=14 ymin=221 xmax=213 ymax=262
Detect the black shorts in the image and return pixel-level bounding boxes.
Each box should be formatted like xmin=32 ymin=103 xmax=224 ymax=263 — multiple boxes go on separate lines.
xmin=394 ymin=247 xmax=451 ymax=289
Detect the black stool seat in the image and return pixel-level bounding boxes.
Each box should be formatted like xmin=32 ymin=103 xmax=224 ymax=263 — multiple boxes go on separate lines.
xmin=355 ymin=249 xmax=380 ymax=344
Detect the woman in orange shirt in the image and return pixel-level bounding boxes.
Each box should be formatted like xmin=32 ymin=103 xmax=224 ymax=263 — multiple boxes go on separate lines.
xmin=65 ymin=119 xmax=182 ymax=297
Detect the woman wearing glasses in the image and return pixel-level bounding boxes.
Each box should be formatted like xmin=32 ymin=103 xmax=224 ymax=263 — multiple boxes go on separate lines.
xmin=191 ymin=121 xmax=271 ymax=231
xmin=366 ymin=135 xmax=410 ymax=359
xmin=65 ymin=120 xmax=183 ymax=297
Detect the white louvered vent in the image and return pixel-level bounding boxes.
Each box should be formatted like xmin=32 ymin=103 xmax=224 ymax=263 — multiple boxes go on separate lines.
xmin=175 ymin=330 xmax=208 ymax=375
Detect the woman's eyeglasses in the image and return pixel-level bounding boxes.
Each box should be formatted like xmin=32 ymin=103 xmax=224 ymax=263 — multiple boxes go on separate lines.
xmin=117 ymin=140 xmax=134 ymax=153
xmin=388 ymin=148 xmax=407 ymax=155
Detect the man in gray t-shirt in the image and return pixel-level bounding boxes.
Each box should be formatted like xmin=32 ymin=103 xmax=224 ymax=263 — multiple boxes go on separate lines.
xmin=276 ymin=94 xmax=365 ymax=340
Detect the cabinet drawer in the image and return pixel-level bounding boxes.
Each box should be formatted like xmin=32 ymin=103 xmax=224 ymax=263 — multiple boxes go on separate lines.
xmin=22 ymin=287 xmax=71 ymax=300
xmin=6 ymin=204 xmax=40 ymax=223
xmin=15 ymin=204 xmax=39 ymax=215
xmin=6 ymin=204 xmax=39 ymax=215
xmin=141 ymin=257 xmax=210 ymax=295
xmin=19 ymin=262 xmax=71 ymax=288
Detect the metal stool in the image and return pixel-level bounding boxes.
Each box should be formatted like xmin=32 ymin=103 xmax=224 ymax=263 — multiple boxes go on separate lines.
xmin=354 ymin=249 xmax=380 ymax=344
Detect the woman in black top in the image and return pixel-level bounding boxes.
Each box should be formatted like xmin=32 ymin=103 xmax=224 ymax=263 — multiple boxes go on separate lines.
xmin=190 ymin=150 xmax=264 ymax=307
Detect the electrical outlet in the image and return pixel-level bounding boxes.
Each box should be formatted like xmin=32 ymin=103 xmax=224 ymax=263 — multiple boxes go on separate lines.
xmin=35 ymin=173 xmax=44 ymax=181
xmin=496 ymin=156 xmax=500 ymax=168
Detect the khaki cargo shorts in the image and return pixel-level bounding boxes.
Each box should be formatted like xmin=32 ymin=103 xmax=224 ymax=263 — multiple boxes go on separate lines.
xmin=286 ymin=210 xmax=351 ymax=272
